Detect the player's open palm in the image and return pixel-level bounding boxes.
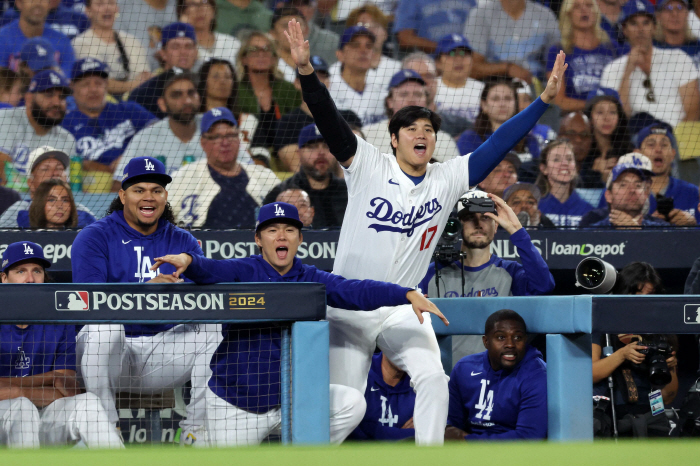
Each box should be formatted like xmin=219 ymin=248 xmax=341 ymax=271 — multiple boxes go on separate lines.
xmin=284 ymin=19 xmax=311 ymax=71
xmin=541 ymin=51 xmax=568 ymax=104
xmin=151 ymin=253 xmax=193 ymax=278
xmin=407 ymin=291 xmax=449 ymax=326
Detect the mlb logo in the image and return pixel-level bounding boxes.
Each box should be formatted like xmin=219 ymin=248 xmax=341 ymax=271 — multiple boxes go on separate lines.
xmin=683 ymin=304 xmax=700 ymax=324
xmin=55 ymin=291 xmax=89 ymax=311
xmin=197 ymin=239 xmax=202 ymax=249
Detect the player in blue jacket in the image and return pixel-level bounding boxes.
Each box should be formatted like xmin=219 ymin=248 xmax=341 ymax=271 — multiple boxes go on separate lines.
xmin=71 ymin=155 xmax=222 ymax=446
xmin=349 ymin=352 xmax=416 ymax=441
xmin=1 ymin=241 xmax=123 ymax=448
xmin=150 ymin=201 xmax=447 ymax=446
xmin=445 ymin=309 xmax=547 ymax=441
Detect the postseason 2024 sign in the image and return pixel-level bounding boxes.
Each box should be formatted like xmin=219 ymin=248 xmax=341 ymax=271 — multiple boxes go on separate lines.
xmin=0 ymin=228 xmax=699 ymax=272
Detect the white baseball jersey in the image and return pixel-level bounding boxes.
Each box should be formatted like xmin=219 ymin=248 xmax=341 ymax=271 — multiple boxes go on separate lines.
xmin=333 ymin=136 xmax=471 ymax=288
xmin=328 ymin=73 xmax=388 ymax=126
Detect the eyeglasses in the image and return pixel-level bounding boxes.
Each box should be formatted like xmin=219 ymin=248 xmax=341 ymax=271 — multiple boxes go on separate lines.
xmin=662 ymin=3 xmax=686 ymax=11
xmin=448 ymin=49 xmax=469 ymax=57
xmin=203 ymin=133 xmax=239 ymax=143
xmin=643 ymin=77 xmax=656 ymax=103
xmin=245 ymin=45 xmax=271 ymax=55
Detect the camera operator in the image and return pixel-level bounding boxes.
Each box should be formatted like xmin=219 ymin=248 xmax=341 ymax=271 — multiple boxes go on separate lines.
xmin=592 ymin=262 xmax=678 ymax=437
xmin=419 ymin=190 xmax=555 ymax=360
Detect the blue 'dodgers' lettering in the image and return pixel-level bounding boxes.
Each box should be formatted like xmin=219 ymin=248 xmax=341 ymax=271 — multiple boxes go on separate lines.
xmin=365 ymin=197 xmax=443 ymax=237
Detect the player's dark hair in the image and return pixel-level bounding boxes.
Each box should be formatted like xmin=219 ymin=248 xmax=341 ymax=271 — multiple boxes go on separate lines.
xmin=484 ymin=309 xmax=527 ymax=336
xmin=387 ymin=106 xmax=441 ymax=156
xmin=198 ymin=58 xmax=238 ymax=115
xmin=613 ymin=262 xmax=664 ymax=295
xmin=107 ymin=196 xmax=177 ymax=225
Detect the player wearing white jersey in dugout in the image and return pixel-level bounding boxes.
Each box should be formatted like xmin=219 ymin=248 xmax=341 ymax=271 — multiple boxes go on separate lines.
xmin=285 ymin=20 xmax=567 ymax=445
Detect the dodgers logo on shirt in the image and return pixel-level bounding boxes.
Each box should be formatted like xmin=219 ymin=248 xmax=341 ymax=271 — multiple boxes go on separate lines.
xmin=365 ymin=197 xmax=443 ymax=237
xmin=14 ymin=347 xmax=30 ymax=370
xmin=55 ymin=291 xmax=90 ymax=311
xmin=683 ymin=304 xmax=700 ymax=324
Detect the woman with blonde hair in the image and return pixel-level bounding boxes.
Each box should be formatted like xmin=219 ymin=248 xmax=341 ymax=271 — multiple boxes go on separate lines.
xmin=29 ymin=179 xmax=80 ymax=229
xmin=235 ymin=31 xmax=301 ymax=149
xmin=546 ymin=0 xmax=618 ymax=112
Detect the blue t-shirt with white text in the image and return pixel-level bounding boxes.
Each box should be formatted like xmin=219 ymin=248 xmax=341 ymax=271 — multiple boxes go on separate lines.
xmin=546 ymin=44 xmax=617 ymax=101
xmin=538 ymin=191 xmax=593 ymax=227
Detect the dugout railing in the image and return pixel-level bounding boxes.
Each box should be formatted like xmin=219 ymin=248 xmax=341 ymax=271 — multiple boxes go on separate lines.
xmin=2 ymin=282 xmax=332 ymax=445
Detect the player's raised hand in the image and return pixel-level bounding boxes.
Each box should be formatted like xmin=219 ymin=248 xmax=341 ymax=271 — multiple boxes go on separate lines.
xmin=151 ymin=253 xmax=193 ymax=278
xmin=541 ymin=51 xmax=568 ymax=104
xmin=284 ymin=19 xmax=313 ymax=75
xmin=407 ymin=290 xmax=449 ymax=326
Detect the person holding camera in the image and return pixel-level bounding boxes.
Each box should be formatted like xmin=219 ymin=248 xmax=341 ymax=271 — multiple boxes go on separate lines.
xmin=592 ymin=262 xmax=678 ymax=437
xmin=419 ymin=190 xmax=555 ymax=361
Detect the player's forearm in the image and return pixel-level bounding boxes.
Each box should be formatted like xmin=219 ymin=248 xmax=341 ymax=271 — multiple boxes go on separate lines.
xmin=298 ymin=72 xmax=357 ymax=162
xmin=0 ymin=373 xmax=56 ymax=388
xmin=324 ymin=273 xmax=412 ymax=310
xmin=186 ymin=254 xmax=236 ymax=284
xmin=468 ymin=98 xmax=549 ymax=185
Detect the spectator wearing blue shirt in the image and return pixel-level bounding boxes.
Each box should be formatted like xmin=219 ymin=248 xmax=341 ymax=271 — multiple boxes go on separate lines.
xmin=654 ymin=0 xmax=700 ymax=70
xmin=637 ymin=124 xmax=699 ymax=226
xmin=0 ymin=0 xmax=76 ymax=78
xmin=546 ymin=0 xmax=618 ymax=113
xmin=62 ymin=57 xmax=156 ymax=192
xmin=0 ymin=0 xmax=90 ymax=40
xmin=591 ymin=152 xmax=670 ymax=227
xmin=536 ymin=139 xmax=593 ymax=226
xmin=445 ymin=309 xmax=547 ymax=441
xmin=349 ymin=352 xmax=416 ymax=441
xmin=393 ymin=0 xmax=476 ymax=53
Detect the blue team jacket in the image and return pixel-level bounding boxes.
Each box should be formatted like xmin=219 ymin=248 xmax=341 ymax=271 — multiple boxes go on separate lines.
xmin=71 ymin=210 xmax=203 ymax=336
xmin=0 ymin=324 xmax=76 ymax=377
xmin=448 ymin=345 xmax=547 ymax=440
xmin=184 ymin=253 xmax=413 ymax=414
xmin=350 ymin=352 xmax=416 ymax=441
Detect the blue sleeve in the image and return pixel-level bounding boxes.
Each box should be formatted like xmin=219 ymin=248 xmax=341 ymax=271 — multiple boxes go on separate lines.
xmin=54 ymin=325 xmax=77 ymax=373
xmin=57 ymin=36 xmax=76 ymax=79
xmin=178 ymin=232 xmax=205 ymax=284
xmin=186 ymin=254 xmax=254 ymax=284
xmin=392 ymin=0 xmax=420 ymax=33
xmin=447 ymin=364 xmax=468 ymax=431
xmin=468 ymin=97 xmax=550 ymax=186
xmin=468 ymin=365 xmax=548 ymax=440
xmin=77 ymin=210 xmax=96 ymax=227
xmin=309 ymin=267 xmax=412 ymax=311
xmin=71 ymin=228 xmax=109 ymax=283
xmin=456 ymin=130 xmax=483 ymax=157
xmin=504 ymin=229 xmax=555 ymax=296
xmin=418 ymin=263 xmax=437 ymax=296
xmin=545 ymin=45 xmax=559 ymax=72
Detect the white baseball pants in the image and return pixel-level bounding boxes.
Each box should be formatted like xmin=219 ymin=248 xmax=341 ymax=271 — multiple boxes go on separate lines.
xmin=205 ymin=384 xmax=365 ymax=447
xmin=77 ymin=324 xmax=222 ymax=429
xmin=0 ymin=397 xmax=40 ymax=448
xmin=328 ymin=304 xmax=449 ymax=446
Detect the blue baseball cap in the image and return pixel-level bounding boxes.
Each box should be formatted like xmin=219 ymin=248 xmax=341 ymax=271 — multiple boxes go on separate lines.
xmin=656 ymin=0 xmax=687 ymax=10
xmin=620 ymin=0 xmax=655 ymax=24
xmin=635 ymin=124 xmax=676 ymax=149
xmin=585 ymin=86 xmax=621 ymax=112
xmin=28 ymin=69 xmax=71 ymax=94
xmin=20 ymin=38 xmax=57 ymax=72
xmin=256 ymin=202 xmax=303 ymax=231
xmin=298 ymin=123 xmax=324 ymax=148
xmin=388 ymin=69 xmax=425 ymax=90
xmin=607 ymin=152 xmax=654 ymax=188
xmin=121 ymin=156 xmax=172 ymax=189
xmin=201 ymin=107 xmax=238 ymax=134
xmin=434 ymin=34 xmax=472 ymax=57
xmin=71 ymin=57 xmax=110 ymax=82
xmin=338 ymin=25 xmax=375 ymax=50
xmin=161 ymin=22 xmax=196 ymax=47
xmin=2 ymin=241 xmax=50 ymax=273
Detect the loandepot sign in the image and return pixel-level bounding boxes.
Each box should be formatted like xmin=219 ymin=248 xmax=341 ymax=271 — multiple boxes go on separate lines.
xmin=550 ymin=241 xmax=626 ymax=258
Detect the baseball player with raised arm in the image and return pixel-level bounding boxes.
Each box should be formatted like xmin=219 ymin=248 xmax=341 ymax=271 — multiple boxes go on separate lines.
xmin=71 ymin=156 xmax=221 ymax=446
xmin=285 ymin=19 xmax=567 ymax=445
xmin=151 ymin=202 xmax=446 ymax=446
xmin=1 ymin=242 xmax=123 ymax=449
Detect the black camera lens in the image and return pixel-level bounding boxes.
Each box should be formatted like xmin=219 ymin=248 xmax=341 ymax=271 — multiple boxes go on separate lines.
xmin=443 ymin=218 xmax=461 ymax=238
xmin=576 ymin=260 xmax=605 ymax=288
xmin=648 ymin=354 xmax=672 ymax=386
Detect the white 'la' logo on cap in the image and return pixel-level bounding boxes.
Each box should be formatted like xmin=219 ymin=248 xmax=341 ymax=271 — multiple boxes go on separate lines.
xmin=49 ymin=73 xmax=60 ymax=85
xmin=145 ymin=159 xmax=155 ymax=171
xmin=274 ymin=204 xmax=285 ymax=216
xmin=452 ymin=34 xmax=461 ymax=41
xmin=404 ymin=70 xmax=412 ymax=77
xmin=36 ymin=45 xmax=46 ymax=57
xmin=178 ymin=31 xmax=185 ymax=37
xmin=23 ymin=243 xmax=33 ymax=255
xmin=211 ymin=108 xmax=222 ymax=117
xmin=315 ymin=126 xmax=321 ymax=136
xmin=637 ymin=0 xmax=644 ymax=9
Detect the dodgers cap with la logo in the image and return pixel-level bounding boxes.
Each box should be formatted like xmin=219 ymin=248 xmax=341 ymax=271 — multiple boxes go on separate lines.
xmin=256 ymin=202 xmax=304 ymax=232
xmin=297 ymin=123 xmax=325 ymax=148
xmin=2 ymin=241 xmax=51 ymax=273
xmin=388 ymin=69 xmax=426 ymax=90
xmin=121 ymin=156 xmax=172 ymax=190
xmin=28 ymin=69 xmax=71 ymax=94
xmin=201 ymin=107 xmax=238 ymax=134
xmin=161 ymin=22 xmax=196 ymax=47
xmin=20 ymin=37 xmax=57 ymax=73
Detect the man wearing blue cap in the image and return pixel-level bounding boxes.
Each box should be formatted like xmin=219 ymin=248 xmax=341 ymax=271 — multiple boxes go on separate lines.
xmin=18 ymin=37 xmax=58 ymax=78
xmin=0 ymin=69 xmax=75 ymax=189
xmin=363 ymin=69 xmax=460 ymax=162
xmin=433 ymin=34 xmax=483 ymax=124
xmin=0 ymin=241 xmax=123 ymax=448
xmin=600 ymin=0 xmax=700 ymax=129
xmin=264 ymin=123 xmax=348 ymax=227
xmin=128 ymin=22 xmax=199 ymax=118
xmin=168 ymin=106 xmax=278 ymax=228
xmin=61 ymin=58 xmax=156 ymax=189
xmin=151 ymin=201 xmax=447 ymax=446
xmin=72 ymin=155 xmax=222 ymax=446
xmin=0 ymin=0 xmax=75 ymax=77
xmin=328 ymin=26 xmax=387 ymax=126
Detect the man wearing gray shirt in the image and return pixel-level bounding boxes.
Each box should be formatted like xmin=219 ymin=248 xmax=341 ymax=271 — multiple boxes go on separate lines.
xmin=464 ymin=0 xmax=560 ymax=81
xmin=0 ymin=70 xmax=75 ymax=191
xmin=419 ymin=191 xmax=554 ymax=362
